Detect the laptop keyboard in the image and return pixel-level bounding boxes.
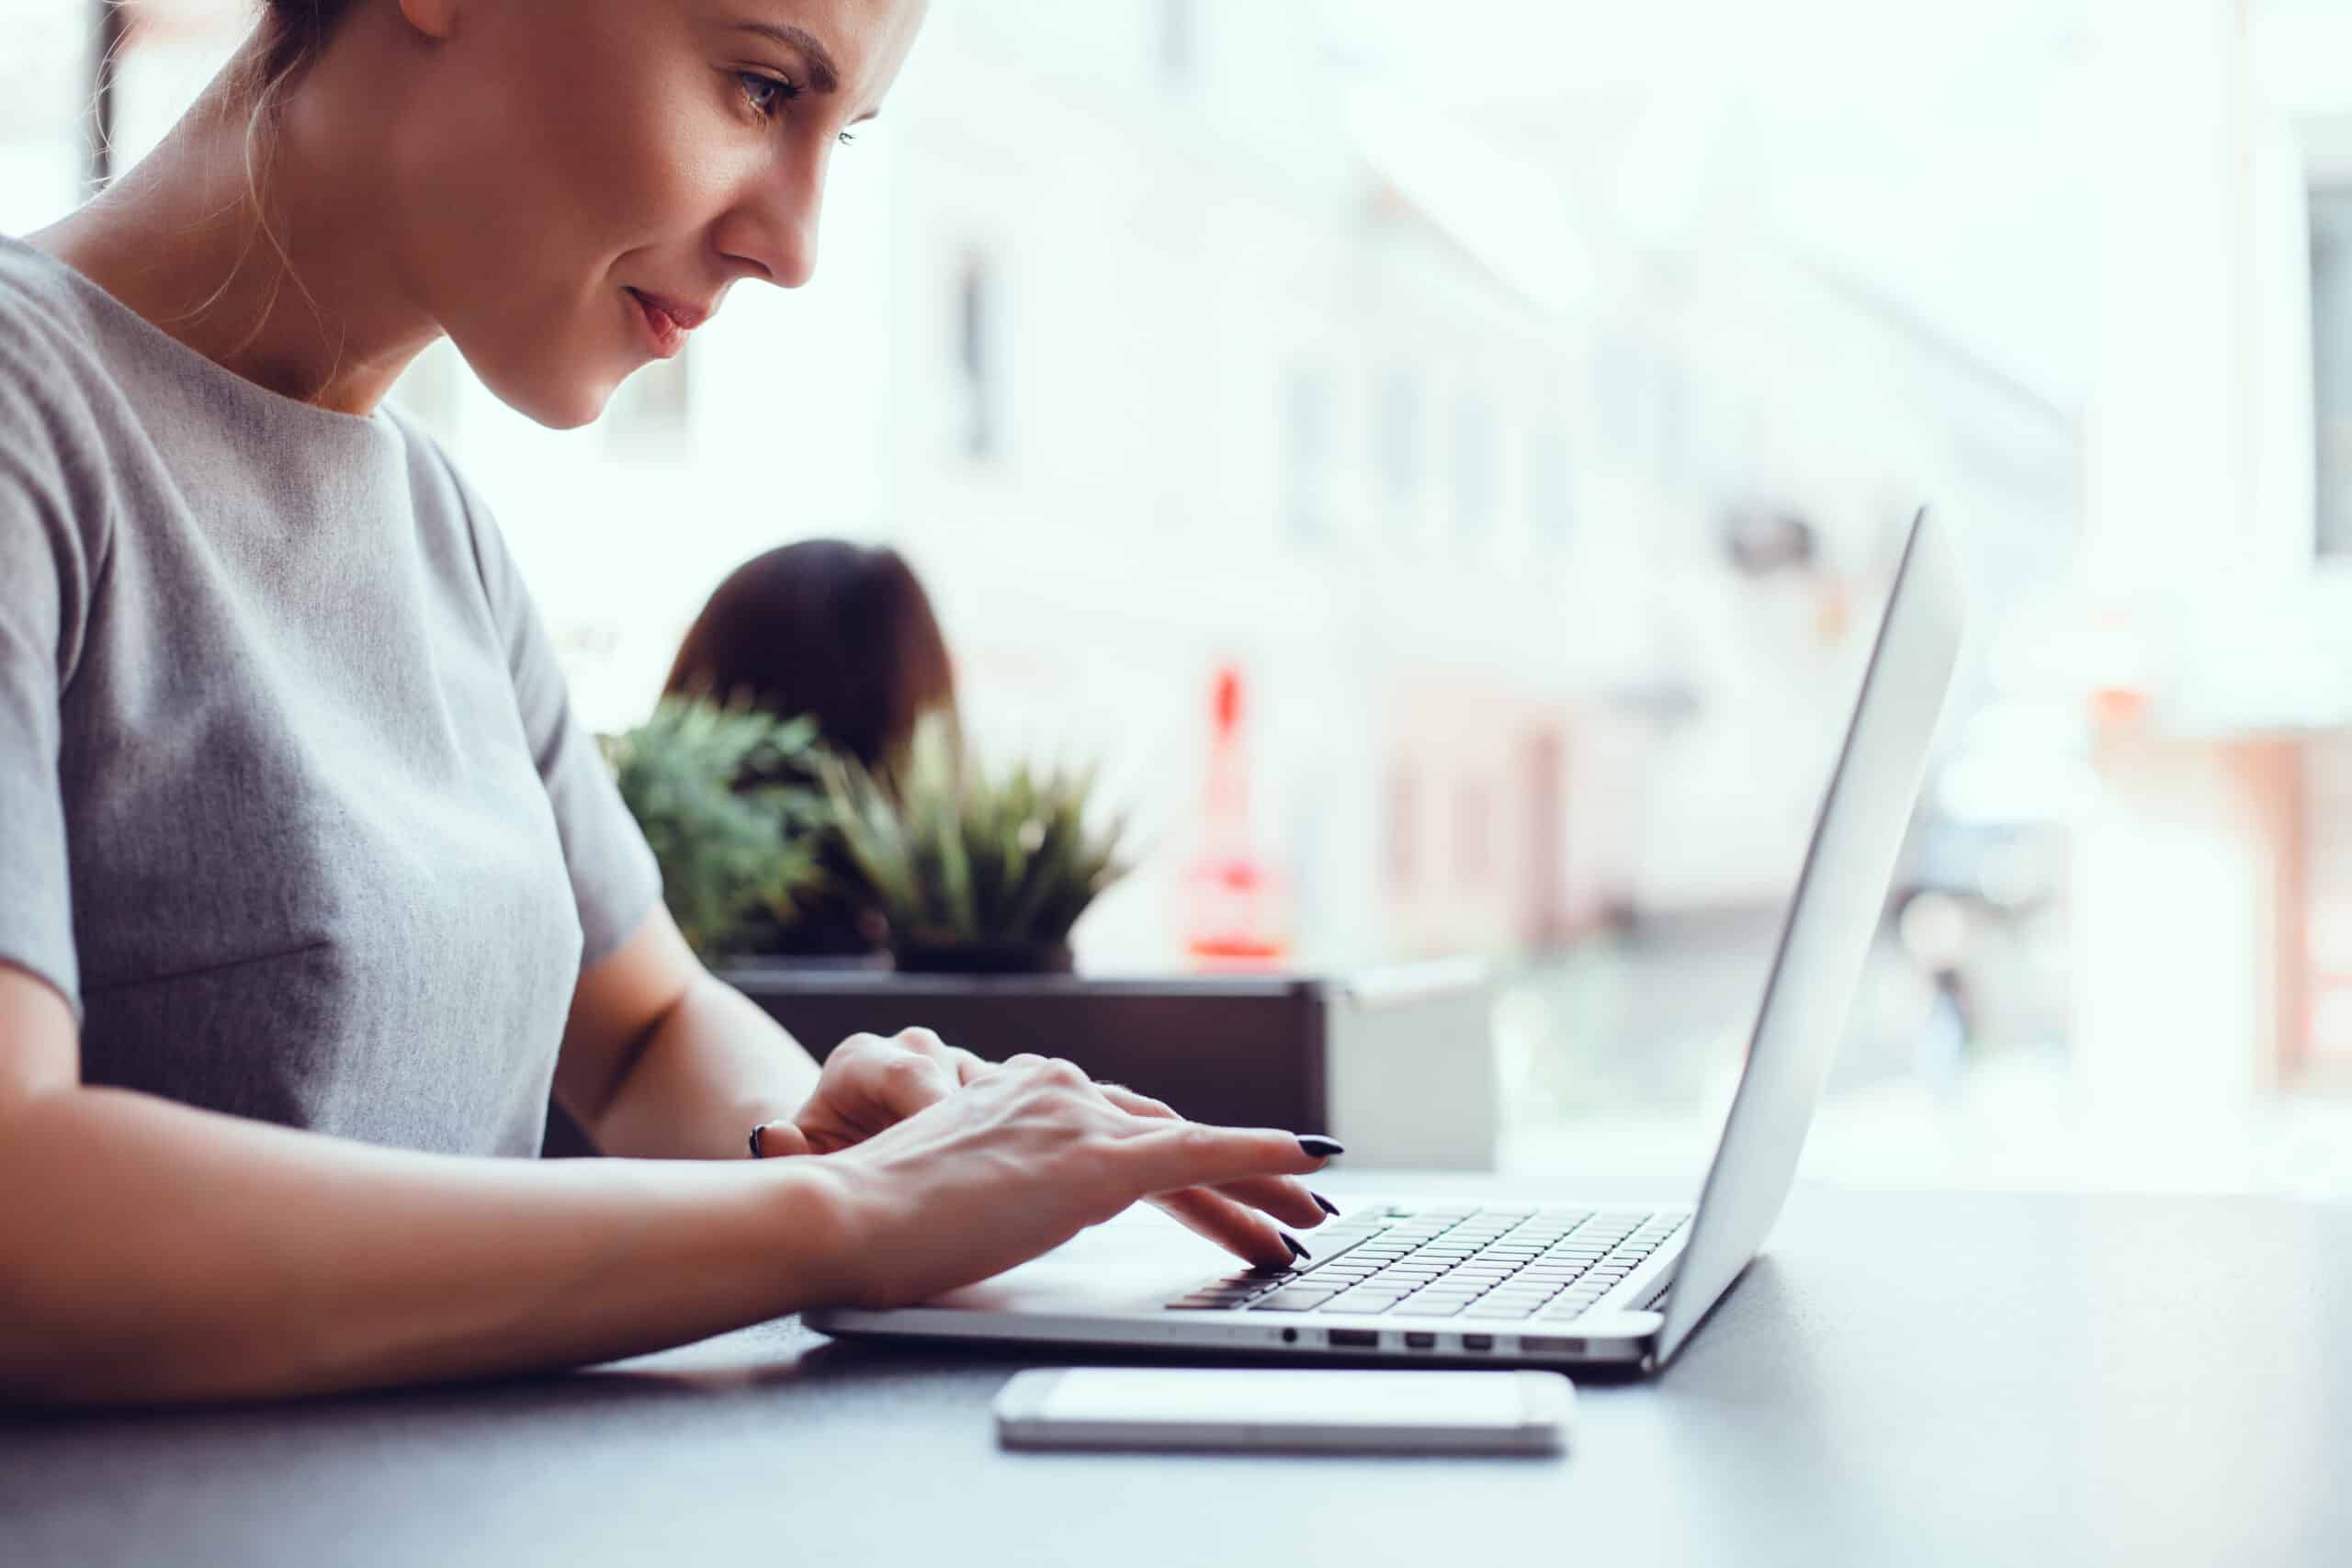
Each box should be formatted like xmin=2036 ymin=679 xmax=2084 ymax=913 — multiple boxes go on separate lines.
xmin=1163 ymin=1205 xmax=1687 ymax=1323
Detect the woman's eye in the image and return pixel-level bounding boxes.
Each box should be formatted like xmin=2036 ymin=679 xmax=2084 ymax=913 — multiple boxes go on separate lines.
xmin=837 ymin=130 xmax=858 ymax=147
xmin=739 ymin=72 xmax=798 ymax=120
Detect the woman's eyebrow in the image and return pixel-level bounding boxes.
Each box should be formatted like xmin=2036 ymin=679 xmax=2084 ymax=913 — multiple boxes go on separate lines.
xmin=731 ymin=20 xmax=841 ymax=94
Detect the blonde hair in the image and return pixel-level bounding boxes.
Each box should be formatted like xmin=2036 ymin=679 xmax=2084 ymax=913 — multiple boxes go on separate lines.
xmin=252 ymin=0 xmax=362 ymax=88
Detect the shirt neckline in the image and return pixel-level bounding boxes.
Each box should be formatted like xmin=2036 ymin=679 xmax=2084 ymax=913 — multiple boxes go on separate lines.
xmin=4 ymin=232 xmax=409 ymax=450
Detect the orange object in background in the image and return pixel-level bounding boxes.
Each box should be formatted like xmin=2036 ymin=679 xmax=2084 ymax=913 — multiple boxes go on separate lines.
xmin=1183 ymin=665 xmax=1291 ymax=969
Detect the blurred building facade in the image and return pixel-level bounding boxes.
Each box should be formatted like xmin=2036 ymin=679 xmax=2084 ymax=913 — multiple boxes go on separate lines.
xmin=24 ymin=0 xmax=2352 ymax=1190
xmin=449 ymin=0 xmax=2078 ymax=977
xmin=5 ymin=0 xmax=2080 ymax=976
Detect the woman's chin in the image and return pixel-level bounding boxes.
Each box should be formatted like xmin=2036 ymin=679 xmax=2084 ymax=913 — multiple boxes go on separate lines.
xmin=460 ymin=347 xmax=622 ymax=432
xmin=500 ymin=374 xmax=617 ymax=432
xmin=536 ymin=394 xmax=610 ymax=433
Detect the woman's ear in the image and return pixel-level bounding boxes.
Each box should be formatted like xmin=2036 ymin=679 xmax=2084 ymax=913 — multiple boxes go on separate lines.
xmin=397 ymin=0 xmax=461 ymax=42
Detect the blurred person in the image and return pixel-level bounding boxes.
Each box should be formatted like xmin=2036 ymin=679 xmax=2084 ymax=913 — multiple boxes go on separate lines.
xmin=663 ymin=539 xmax=957 ymax=955
xmin=0 ymin=0 xmax=1335 ymax=1407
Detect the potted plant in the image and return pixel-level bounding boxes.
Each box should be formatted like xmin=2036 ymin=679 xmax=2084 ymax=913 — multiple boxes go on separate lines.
xmin=823 ymin=716 xmax=1132 ymax=974
xmin=601 ymin=697 xmax=831 ymax=964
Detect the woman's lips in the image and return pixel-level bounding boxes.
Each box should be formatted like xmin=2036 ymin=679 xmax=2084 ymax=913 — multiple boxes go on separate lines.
xmin=626 ymin=288 xmax=705 ymax=359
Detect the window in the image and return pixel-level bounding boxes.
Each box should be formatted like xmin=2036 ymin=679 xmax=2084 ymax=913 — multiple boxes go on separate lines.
xmin=1655 ymin=359 xmax=1690 ymax=480
xmin=1281 ymin=364 xmax=1332 ymax=546
xmin=1450 ymin=389 xmax=1497 ymax=536
xmin=956 ymin=252 xmax=1001 ymax=462
xmin=1374 ymin=366 xmax=1419 ymax=511
xmin=1528 ymin=423 xmax=1573 ymax=548
xmin=1593 ymin=332 xmax=1650 ymax=468
xmin=1158 ymin=0 xmax=1196 ymax=86
xmin=2313 ymin=187 xmax=2352 ymax=558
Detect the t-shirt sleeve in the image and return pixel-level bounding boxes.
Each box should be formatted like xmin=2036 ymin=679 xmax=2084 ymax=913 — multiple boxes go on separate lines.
xmin=449 ymin=475 xmax=663 ymax=973
xmin=0 ymin=357 xmax=94 ymax=1020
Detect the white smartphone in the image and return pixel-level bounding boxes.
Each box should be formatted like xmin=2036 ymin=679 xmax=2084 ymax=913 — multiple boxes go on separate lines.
xmin=992 ymin=1367 xmax=1573 ymax=1455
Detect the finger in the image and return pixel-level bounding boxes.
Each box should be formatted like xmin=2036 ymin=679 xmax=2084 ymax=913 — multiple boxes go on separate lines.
xmin=1000 ymin=1051 xmax=1075 ymax=1078
xmin=750 ymin=1119 xmax=812 ymax=1158
xmin=888 ymin=1027 xmax=995 ymax=1088
xmin=1094 ymin=1084 xmax=1173 ymax=1118
xmin=1147 ymin=1186 xmax=1300 ymax=1272
xmin=1206 ymin=1174 xmax=1331 ymax=1229
xmin=1124 ymin=1121 xmax=1332 ymax=1196
xmin=1096 ymin=1084 xmax=1329 ymax=1229
xmin=854 ymin=1044 xmax=964 ymax=1124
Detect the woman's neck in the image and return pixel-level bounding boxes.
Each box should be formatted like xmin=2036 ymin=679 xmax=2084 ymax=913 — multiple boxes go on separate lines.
xmin=31 ymin=44 xmax=443 ymax=416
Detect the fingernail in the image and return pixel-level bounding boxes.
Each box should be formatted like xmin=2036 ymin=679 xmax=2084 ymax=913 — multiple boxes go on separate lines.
xmin=1311 ymin=1191 xmax=1341 ymax=1217
xmin=1296 ymin=1134 xmax=1346 ymax=1158
xmin=1282 ymin=1233 xmax=1312 ymax=1262
xmin=749 ymin=1122 xmax=773 ymax=1159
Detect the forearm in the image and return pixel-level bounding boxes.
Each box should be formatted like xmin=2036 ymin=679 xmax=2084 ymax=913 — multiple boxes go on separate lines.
xmin=585 ymin=973 xmax=823 ymax=1160
xmin=0 ymin=1084 xmax=851 ymax=1406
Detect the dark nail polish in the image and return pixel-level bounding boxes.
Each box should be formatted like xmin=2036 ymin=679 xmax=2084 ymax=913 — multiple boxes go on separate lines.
xmin=1311 ymin=1192 xmax=1341 ymax=1217
xmin=1281 ymin=1233 xmax=1311 ymax=1262
xmin=1296 ymin=1134 xmax=1346 ymax=1158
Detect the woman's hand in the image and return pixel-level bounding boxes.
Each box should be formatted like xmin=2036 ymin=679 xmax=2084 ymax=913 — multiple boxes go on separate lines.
xmin=787 ymin=1045 xmax=1340 ymax=1303
xmin=762 ymin=1028 xmax=994 ymax=1157
xmin=769 ymin=1029 xmax=1336 ymax=1269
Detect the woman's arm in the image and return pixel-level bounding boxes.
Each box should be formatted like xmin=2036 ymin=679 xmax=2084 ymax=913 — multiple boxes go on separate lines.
xmin=0 ymin=960 xmax=1335 ymax=1409
xmin=551 ymin=908 xmax=821 ymax=1161
xmin=551 ymin=912 xmax=1337 ymax=1266
xmin=0 ymin=963 xmax=853 ymax=1406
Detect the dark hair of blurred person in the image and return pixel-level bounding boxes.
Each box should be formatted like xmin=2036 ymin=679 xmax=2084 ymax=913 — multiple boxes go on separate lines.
xmin=666 ymin=541 xmax=956 ymax=766
xmin=663 ymin=541 xmax=956 ymax=956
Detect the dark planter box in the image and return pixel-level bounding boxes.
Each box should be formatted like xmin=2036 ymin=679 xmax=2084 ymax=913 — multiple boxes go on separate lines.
xmin=720 ymin=965 xmax=1331 ymax=1134
xmin=544 ymin=961 xmax=1497 ymax=1167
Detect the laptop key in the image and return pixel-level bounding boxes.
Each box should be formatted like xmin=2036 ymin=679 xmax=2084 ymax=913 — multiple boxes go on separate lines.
xmin=1250 ymin=1289 xmax=1343 ymax=1312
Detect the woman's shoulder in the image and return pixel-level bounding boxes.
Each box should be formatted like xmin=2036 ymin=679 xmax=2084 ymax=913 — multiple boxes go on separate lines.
xmin=0 ymin=237 xmax=122 ymax=551
xmin=0 ymin=236 xmax=149 ymax=483
xmin=0 ymin=235 xmax=115 ymax=387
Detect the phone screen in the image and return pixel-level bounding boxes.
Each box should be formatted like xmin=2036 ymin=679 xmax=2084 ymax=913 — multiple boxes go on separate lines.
xmin=1036 ymin=1368 xmax=1534 ymax=1429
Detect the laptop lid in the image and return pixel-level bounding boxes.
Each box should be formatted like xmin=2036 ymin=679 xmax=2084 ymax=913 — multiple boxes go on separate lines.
xmin=1654 ymin=507 xmax=1965 ymax=1365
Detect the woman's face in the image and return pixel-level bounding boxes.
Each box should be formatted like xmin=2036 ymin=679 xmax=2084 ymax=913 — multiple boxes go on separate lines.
xmin=388 ymin=0 xmax=927 ymax=428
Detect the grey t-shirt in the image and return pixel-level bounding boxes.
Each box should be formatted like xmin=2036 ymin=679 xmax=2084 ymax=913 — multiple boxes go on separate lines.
xmin=0 ymin=235 xmax=662 ymax=1156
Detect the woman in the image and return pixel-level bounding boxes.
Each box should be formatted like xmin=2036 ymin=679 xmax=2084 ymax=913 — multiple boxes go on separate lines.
xmin=0 ymin=0 xmax=1334 ymax=1406
xmin=665 ymin=539 xmax=952 ymax=955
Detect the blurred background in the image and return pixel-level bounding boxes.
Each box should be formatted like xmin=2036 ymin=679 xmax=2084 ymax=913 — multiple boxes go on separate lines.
xmin=10 ymin=0 xmax=2352 ymax=1199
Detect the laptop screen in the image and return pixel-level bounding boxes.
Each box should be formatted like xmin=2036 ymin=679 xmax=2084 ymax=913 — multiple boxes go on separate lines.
xmin=1656 ymin=508 xmax=1966 ymax=1364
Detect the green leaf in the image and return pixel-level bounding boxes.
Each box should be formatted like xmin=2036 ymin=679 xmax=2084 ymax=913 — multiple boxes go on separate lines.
xmin=600 ymin=696 xmax=833 ymax=963
xmin=820 ymin=713 xmax=1132 ymax=951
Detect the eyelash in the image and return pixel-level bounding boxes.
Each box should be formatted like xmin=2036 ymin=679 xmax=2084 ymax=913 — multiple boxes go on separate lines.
xmin=738 ymin=71 xmax=798 ymax=118
xmin=737 ymin=72 xmax=859 ymax=145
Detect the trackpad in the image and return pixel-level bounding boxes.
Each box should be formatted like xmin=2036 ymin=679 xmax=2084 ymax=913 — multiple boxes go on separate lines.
xmin=929 ymin=1209 xmax=1238 ymax=1314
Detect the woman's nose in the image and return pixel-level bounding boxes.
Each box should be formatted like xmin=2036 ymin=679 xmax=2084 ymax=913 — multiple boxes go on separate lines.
xmin=716 ymin=160 xmax=826 ymax=290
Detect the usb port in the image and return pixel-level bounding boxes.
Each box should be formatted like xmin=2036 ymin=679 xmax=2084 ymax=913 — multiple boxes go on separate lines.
xmin=1403 ymin=1332 xmax=1437 ymax=1349
xmin=1329 ymin=1329 xmax=1379 ymax=1349
xmin=1461 ymin=1334 xmax=1495 ymax=1352
xmin=1521 ymin=1336 xmax=1587 ymax=1354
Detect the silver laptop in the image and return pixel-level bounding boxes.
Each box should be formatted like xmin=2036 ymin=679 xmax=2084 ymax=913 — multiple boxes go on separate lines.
xmin=808 ymin=506 xmax=1964 ymax=1373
